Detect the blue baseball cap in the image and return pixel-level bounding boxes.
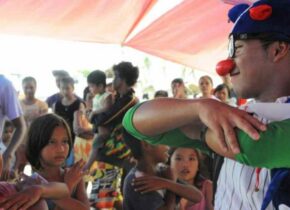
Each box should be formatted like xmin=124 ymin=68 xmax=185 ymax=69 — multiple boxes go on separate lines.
xmin=228 ymin=0 xmax=290 ymax=41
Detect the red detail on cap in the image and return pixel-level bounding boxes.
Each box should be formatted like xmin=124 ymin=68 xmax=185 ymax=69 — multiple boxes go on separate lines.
xmin=249 ymin=4 xmax=272 ymax=21
xmin=216 ymin=59 xmax=236 ymax=76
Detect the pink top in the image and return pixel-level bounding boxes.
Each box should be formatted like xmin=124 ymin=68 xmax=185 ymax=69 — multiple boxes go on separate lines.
xmin=185 ymin=180 xmax=210 ymax=210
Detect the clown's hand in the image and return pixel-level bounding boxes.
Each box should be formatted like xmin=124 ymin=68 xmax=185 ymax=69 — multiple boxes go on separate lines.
xmin=198 ymin=99 xmax=266 ymax=154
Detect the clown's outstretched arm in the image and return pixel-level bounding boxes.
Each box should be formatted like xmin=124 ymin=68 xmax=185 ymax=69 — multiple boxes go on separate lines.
xmin=122 ymin=98 xmax=265 ymax=154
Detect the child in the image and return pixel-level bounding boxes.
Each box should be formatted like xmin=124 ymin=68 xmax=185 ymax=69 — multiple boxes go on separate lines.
xmin=25 ymin=113 xmax=90 ymax=210
xmin=214 ymin=84 xmax=236 ymax=106
xmin=53 ymin=77 xmax=85 ymax=166
xmin=1 ymin=121 xmax=14 ymax=153
xmin=170 ymin=147 xmax=213 ymax=210
xmin=122 ymin=131 xmax=202 ymax=210
xmin=0 ymin=120 xmax=16 ymax=179
xmin=0 ymin=153 xmax=70 ymax=210
xmin=85 ymin=70 xmax=113 ymax=170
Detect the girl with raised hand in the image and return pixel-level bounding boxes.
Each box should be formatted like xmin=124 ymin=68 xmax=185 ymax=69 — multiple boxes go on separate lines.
xmin=170 ymin=148 xmax=213 ymax=210
xmin=25 ymin=114 xmax=90 ymax=210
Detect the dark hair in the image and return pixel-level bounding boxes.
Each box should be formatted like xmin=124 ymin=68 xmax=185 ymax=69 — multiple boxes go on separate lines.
xmin=214 ymin=84 xmax=230 ymax=96
xmin=122 ymin=129 xmax=143 ymax=160
xmin=60 ymin=77 xmax=74 ymax=87
xmin=26 ymin=114 xmax=72 ymax=170
xmin=154 ymin=90 xmax=168 ymax=98
xmin=113 ymin=62 xmax=139 ymax=86
xmin=22 ymin=76 xmax=37 ymax=85
xmin=168 ymin=147 xmax=206 ymax=189
xmin=83 ymin=86 xmax=90 ymax=101
xmin=52 ymin=70 xmax=69 ymax=77
xmin=87 ymin=70 xmax=106 ymax=87
xmin=171 ymin=78 xmax=184 ymax=85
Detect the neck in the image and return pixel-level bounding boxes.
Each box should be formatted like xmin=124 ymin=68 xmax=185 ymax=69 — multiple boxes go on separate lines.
xmin=136 ymin=159 xmax=157 ymax=175
xmin=23 ymin=97 xmax=36 ymax=104
xmin=256 ymin=89 xmax=290 ymax=102
xmin=39 ymin=166 xmax=62 ymax=180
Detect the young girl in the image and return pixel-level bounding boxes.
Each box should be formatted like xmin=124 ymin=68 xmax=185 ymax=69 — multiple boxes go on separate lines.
xmin=0 ymin=153 xmax=70 ymax=210
xmin=25 ymin=113 xmax=90 ymax=210
xmin=170 ymin=147 xmax=214 ymax=210
xmin=123 ymin=131 xmax=202 ymax=210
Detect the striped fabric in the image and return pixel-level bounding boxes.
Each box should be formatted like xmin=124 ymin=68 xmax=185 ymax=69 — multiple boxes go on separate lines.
xmin=215 ymin=159 xmax=272 ymax=210
xmin=215 ymin=97 xmax=290 ymax=210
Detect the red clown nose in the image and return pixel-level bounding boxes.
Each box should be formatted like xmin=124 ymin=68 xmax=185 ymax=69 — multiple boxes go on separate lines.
xmin=216 ymin=59 xmax=236 ymax=76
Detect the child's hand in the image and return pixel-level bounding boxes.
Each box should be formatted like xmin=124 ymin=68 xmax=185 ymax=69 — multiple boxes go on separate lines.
xmin=64 ymin=159 xmax=87 ymax=193
xmin=0 ymin=185 xmax=43 ymax=210
xmin=132 ymin=175 xmax=168 ymax=193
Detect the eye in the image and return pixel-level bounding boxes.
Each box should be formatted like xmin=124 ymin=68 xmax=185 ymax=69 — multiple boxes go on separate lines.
xmin=175 ymin=157 xmax=182 ymax=161
xmin=62 ymin=139 xmax=69 ymax=144
xmin=189 ymin=157 xmax=197 ymax=161
xmin=48 ymin=140 xmax=55 ymax=144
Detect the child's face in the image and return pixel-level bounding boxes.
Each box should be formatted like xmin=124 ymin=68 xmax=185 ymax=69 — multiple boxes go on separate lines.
xmin=88 ymin=83 xmax=103 ymax=95
xmin=215 ymin=88 xmax=229 ymax=103
xmin=170 ymin=148 xmax=198 ymax=182
xmin=40 ymin=126 xmax=70 ymax=167
xmin=199 ymin=78 xmax=213 ymax=96
xmin=2 ymin=126 xmax=14 ymax=146
xmin=60 ymin=82 xmax=74 ymax=98
xmin=22 ymin=81 xmax=36 ymax=99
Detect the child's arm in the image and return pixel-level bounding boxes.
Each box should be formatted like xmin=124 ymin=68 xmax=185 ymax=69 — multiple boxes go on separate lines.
xmin=92 ymin=93 xmax=113 ymax=115
xmin=132 ymin=175 xmax=202 ymax=203
xmin=204 ymin=180 xmax=214 ymax=210
xmin=73 ymin=109 xmax=93 ymax=139
xmin=49 ymin=160 xmax=90 ymax=210
xmin=158 ymin=190 xmax=176 ymax=210
xmin=52 ymin=180 xmax=90 ymax=210
xmin=0 ymin=182 xmax=69 ymax=210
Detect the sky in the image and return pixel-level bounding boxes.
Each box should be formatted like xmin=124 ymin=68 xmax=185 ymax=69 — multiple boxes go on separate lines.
xmin=0 ymin=0 xmax=223 ymax=100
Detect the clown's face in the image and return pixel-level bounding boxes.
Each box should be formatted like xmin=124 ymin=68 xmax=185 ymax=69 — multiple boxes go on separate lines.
xmin=230 ymin=39 xmax=274 ymax=100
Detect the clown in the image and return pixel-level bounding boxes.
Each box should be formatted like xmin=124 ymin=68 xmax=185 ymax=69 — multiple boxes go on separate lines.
xmin=123 ymin=0 xmax=290 ymax=209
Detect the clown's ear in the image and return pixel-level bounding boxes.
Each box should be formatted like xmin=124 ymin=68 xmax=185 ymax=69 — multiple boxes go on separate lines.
xmin=228 ymin=4 xmax=249 ymax=23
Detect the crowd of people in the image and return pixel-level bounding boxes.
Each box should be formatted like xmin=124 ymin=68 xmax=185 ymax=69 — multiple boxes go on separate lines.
xmin=1 ymin=0 xmax=290 ymax=209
